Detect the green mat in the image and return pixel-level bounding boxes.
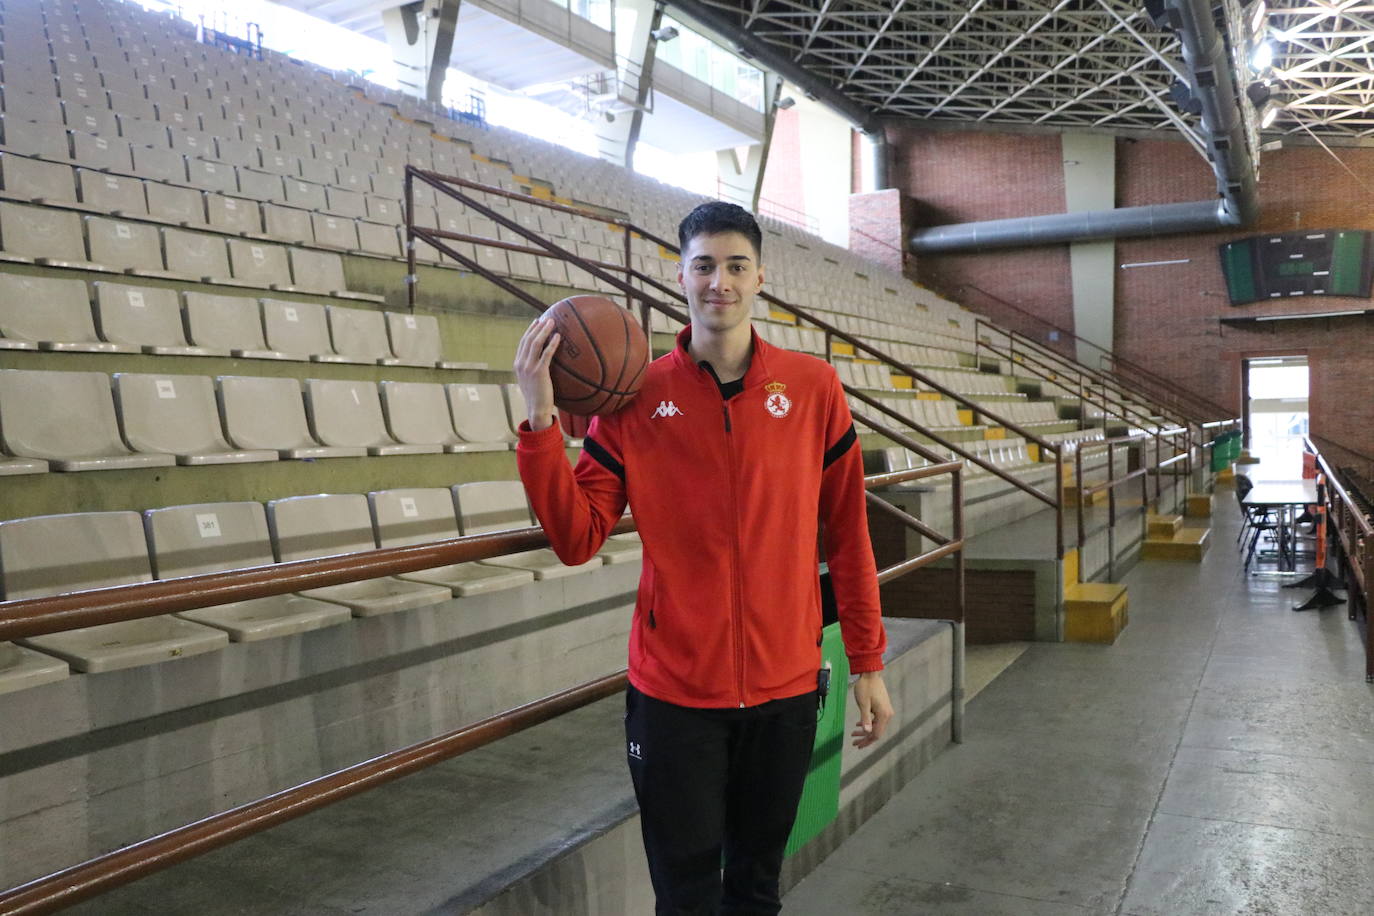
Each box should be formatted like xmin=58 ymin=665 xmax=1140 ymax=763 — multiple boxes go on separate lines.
xmin=785 ymin=622 xmax=850 ymax=857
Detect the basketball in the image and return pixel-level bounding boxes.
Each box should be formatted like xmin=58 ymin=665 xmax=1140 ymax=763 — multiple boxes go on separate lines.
xmin=543 ymin=295 xmax=650 ymax=416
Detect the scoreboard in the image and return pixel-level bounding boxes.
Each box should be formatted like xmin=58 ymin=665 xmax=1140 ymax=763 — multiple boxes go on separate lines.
xmin=1220 ymin=230 xmax=1374 ymax=305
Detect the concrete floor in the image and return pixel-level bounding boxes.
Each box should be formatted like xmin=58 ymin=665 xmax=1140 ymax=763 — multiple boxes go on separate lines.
xmin=784 ymin=500 xmax=1374 ymax=915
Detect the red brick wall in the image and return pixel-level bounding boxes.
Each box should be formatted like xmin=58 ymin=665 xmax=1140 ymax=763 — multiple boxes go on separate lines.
xmin=1116 ymin=138 xmax=1374 ymax=458
xmin=885 ymin=127 xmax=1374 ymax=460
xmin=886 ymin=126 xmax=1076 ymax=344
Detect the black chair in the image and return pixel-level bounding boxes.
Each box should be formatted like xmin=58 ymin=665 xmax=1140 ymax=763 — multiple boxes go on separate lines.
xmin=1236 ymin=475 xmax=1286 ymax=571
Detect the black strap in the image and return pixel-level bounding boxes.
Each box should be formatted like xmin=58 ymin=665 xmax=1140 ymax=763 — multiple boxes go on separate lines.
xmin=823 ymin=424 xmax=857 ymax=470
xmin=584 ymin=435 xmax=625 ymax=481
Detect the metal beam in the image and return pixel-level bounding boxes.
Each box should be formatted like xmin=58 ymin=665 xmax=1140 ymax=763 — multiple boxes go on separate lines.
xmin=663 ymin=0 xmax=881 ymax=132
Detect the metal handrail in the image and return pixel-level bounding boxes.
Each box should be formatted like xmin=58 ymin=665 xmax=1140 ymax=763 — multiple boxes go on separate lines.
xmin=0 ymin=519 xmax=629 ymax=642
xmin=1068 ymin=431 xmax=1188 ymax=583
xmin=404 ymin=166 xmax=1068 ymax=557
xmin=0 ymin=463 xmax=966 ymax=914
xmin=969 ymin=318 xmax=1235 ymax=508
xmin=1303 ymin=437 xmax=1373 ymax=683
xmin=975 ymin=329 xmax=1182 ymax=433
xmin=974 ymin=330 xmax=1197 ymax=491
xmin=959 ymin=281 xmax=1235 ymax=422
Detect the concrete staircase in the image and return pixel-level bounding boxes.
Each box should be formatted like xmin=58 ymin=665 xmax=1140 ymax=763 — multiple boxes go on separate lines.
xmin=1141 ymin=493 xmax=1214 ymax=562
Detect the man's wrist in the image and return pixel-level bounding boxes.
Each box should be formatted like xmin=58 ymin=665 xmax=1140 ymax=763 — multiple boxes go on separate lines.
xmin=528 ymin=411 xmax=557 ymax=431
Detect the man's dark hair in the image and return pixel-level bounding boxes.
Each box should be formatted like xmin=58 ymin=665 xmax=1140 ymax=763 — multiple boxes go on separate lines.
xmin=678 ymin=201 xmax=763 ymax=260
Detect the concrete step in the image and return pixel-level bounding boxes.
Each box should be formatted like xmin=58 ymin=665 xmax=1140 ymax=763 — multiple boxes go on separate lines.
xmin=1063 ymin=484 xmax=1107 ymax=507
xmin=1186 ymin=493 xmax=1213 ymax=517
xmin=1142 ymin=525 xmax=1211 ymax=562
xmin=1062 ymin=582 xmax=1129 ymax=644
xmin=1147 ymin=514 xmax=1183 ymax=539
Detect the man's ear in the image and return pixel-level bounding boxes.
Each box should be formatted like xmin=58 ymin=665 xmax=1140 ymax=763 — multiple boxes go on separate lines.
xmin=756 ymin=264 xmax=765 ymax=291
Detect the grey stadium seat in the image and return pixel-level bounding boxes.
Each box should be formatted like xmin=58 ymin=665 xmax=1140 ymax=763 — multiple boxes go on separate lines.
xmin=262 ymin=298 xmax=347 ymax=361
xmin=113 ymin=372 xmax=278 ymax=465
xmin=369 ymin=487 xmax=534 ymax=597
xmin=144 ymin=500 xmax=352 ymax=641
xmin=77 ymin=169 xmax=148 ymax=216
xmin=445 ymin=383 xmax=519 ymax=450
xmin=379 ymin=380 xmax=496 ymax=453
xmin=85 ymin=215 xmax=170 ymax=276
xmin=163 ymin=227 xmax=236 ymax=284
xmin=217 ymin=375 xmax=365 ymax=459
xmin=92 ymin=281 xmax=221 ymax=355
xmin=0 ymin=274 xmax=135 ymax=353
xmin=0 ymin=154 xmax=79 ymax=205
xmin=327 ymin=305 xmax=395 ymax=363
xmin=227 ymin=238 xmax=292 ymax=287
xmin=452 ymin=480 xmax=602 ymax=579
xmin=266 ymin=493 xmax=452 ymax=616
xmin=0 ymin=369 xmax=176 ymax=471
xmin=183 ymin=292 xmax=288 ymax=360
xmin=0 ymin=202 xmax=105 ymax=270
xmin=303 ymin=378 xmax=442 ymax=456
xmin=0 ymin=511 xmax=228 ymax=672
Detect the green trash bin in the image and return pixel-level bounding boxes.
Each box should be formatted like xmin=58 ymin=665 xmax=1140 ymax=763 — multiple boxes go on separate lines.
xmin=784 ymin=621 xmax=849 ymax=857
xmin=1211 ymin=430 xmax=1240 ymax=472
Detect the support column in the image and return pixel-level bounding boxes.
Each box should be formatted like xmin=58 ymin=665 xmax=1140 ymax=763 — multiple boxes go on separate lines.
xmin=381 ymin=0 xmax=462 ymax=104
xmin=1061 ymin=133 xmax=1116 ymax=364
xmin=593 ymin=0 xmax=660 ymax=169
xmin=714 ymin=75 xmax=782 ymax=211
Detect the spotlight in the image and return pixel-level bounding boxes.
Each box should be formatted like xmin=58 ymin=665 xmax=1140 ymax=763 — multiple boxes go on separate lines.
xmin=651 ymin=26 xmax=678 ymax=42
xmin=1261 ymin=103 xmax=1279 ymax=128
xmin=1246 ymin=81 xmax=1271 ymax=107
xmin=1168 ymin=79 xmax=1202 ymax=116
xmin=1251 ymin=40 xmax=1274 ymax=72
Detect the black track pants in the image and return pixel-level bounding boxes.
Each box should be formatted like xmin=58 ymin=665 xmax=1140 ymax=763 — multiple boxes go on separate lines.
xmin=625 ymin=685 xmax=819 ymax=916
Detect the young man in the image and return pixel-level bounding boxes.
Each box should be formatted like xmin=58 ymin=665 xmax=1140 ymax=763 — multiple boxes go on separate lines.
xmin=514 ymin=201 xmax=892 ymax=914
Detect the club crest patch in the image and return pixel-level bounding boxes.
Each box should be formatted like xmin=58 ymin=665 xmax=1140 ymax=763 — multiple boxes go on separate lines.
xmin=764 ymin=380 xmax=791 ymax=418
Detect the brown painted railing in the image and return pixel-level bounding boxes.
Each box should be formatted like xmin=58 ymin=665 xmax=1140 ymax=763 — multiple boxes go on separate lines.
xmin=0 ymin=463 xmax=965 ymax=915
xmin=405 ymin=166 xmax=1068 ymax=558
xmin=1303 ymin=437 xmax=1374 ymax=682
xmin=974 ymin=321 xmax=1187 ymax=433
xmin=960 ymin=281 xmax=1235 ymax=424
xmin=1069 ymin=430 xmax=1188 ymax=585
xmin=973 ymin=328 xmax=1201 ymax=497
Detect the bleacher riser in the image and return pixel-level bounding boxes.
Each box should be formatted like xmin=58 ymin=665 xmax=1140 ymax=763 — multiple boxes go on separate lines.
xmin=0 ymin=562 xmax=640 ymax=890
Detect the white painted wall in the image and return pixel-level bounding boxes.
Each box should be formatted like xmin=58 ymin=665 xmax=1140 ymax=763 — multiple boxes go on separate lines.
xmin=792 ymin=91 xmax=853 ymax=247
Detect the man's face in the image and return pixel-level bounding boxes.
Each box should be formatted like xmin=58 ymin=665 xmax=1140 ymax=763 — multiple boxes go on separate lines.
xmin=677 ymin=231 xmax=764 ymax=336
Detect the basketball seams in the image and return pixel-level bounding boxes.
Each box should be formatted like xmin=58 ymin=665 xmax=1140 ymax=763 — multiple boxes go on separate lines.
xmin=546 ymin=295 xmax=649 ymax=415
xmin=568 ymin=296 xmax=611 ymax=387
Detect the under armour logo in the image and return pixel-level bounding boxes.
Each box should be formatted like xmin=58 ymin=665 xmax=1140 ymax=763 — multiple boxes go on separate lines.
xmin=628 ymin=742 xmax=643 ymax=760
xmin=650 ymin=400 xmax=684 ymax=419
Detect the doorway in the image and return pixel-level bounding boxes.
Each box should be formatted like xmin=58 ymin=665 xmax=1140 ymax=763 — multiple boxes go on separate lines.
xmin=1243 ymin=355 xmax=1309 ymax=481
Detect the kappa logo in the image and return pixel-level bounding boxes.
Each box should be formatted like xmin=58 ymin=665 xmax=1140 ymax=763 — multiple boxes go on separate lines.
xmin=628 ymin=742 xmax=643 ymax=760
xmin=650 ymin=400 xmax=685 ymax=419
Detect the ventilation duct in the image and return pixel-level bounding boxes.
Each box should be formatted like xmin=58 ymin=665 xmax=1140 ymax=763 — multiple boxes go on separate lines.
xmin=910 ymin=0 xmax=1260 ymax=254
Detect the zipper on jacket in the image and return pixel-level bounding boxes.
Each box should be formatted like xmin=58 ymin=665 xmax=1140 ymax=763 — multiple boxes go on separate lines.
xmin=698 ymin=358 xmax=747 ymax=707
xmin=721 ymin=397 xmax=746 ymax=707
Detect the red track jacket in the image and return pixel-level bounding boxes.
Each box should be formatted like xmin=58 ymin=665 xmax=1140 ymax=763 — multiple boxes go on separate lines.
xmin=517 ymin=327 xmax=886 ymax=709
